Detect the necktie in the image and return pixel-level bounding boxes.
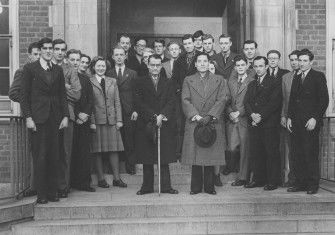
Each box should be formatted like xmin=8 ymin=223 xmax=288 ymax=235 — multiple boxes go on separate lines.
xmin=100 ymin=77 xmax=106 ymax=97
xmin=117 ymin=67 xmax=122 ymax=80
xmin=46 ymin=62 xmax=52 ymax=71
xmin=237 ymin=77 xmax=242 ymax=90
xmin=152 ymin=77 xmax=158 ymax=91
xmin=271 ymin=69 xmax=275 ymax=77
xmin=301 ymin=72 xmax=306 ymax=84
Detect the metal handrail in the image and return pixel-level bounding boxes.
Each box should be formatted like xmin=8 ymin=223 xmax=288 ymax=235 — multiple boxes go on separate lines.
xmin=320 ymin=116 xmax=335 ymax=182
xmin=0 ymin=116 xmax=31 ymax=202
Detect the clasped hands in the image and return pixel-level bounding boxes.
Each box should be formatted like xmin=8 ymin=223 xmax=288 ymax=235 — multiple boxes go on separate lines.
xmin=229 ymin=111 xmax=240 ymax=123
xmin=191 ymin=114 xmax=212 ymax=126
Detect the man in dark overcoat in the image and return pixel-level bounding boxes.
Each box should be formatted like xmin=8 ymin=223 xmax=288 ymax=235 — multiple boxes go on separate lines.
xmin=134 ymin=54 xmax=178 ymax=195
xmin=20 ymin=37 xmax=69 ymax=204
xmin=287 ymin=49 xmax=329 ymax=194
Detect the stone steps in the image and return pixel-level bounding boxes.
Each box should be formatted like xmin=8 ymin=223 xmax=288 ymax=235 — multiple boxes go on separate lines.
xmin=11 ymin=214 xmax=335 ymax=235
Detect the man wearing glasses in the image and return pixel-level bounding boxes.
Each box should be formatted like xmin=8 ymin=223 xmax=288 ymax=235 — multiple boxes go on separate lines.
xmin=128 ymin=37 xmax=147 ymax=74
xmin=20 ymin=37 xmax=69 ymax=204
xmin=266 ymin=50 xmax=289 ymax=80
xmin=134 ymin=54 xmax=178 ymax=195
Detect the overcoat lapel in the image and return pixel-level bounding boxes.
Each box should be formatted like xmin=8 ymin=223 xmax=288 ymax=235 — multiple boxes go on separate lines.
xmin=90 ymin=76 xmax=103 ymax=93
xmin=189 ymin=74 xmax=206 ymax=98
xmin=205 ymin=74 xmax=220 ymax=99
xmin=237 ymin=75 xmax=253 ymax=95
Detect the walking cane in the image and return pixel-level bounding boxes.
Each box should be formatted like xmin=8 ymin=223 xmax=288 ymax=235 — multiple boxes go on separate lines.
xmin=157 ymin=126 xmax=161 ymax=196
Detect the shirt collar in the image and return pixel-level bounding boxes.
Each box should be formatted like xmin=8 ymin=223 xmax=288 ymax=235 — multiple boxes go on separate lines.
xmin=238 ymin=73 xmax=248 ymax=83
xmin=95 ymin=74 xmax=105 ymax=83
xmin=302 ymin=68 xmax=311 ymax=77
xmin=222 ymin=50 xmax=230 ymax=58
xmin=258 ymin=73 xmax=266 ymax=83
xmin=39 ymin=57 xmax=52 ymax=71
xmin=115 ymin=64 xmax=125 ymax=74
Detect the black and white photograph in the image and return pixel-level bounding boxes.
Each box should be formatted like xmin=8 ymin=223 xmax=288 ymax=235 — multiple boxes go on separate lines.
xmin=0 ymin=0 xmax=335 ymax=234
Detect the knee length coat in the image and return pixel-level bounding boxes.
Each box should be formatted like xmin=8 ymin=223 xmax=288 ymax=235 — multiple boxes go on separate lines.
xmin=181 ymin=72 xmax=228 ymax=166
xmin=133 ymin=74 xmax=177 ymax=165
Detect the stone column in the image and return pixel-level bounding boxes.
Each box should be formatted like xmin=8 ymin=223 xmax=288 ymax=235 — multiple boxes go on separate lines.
xmin=250 ymin=0 xmax=295 ymax=68
xmin=50 ymin=0 xmax=98 ymax=57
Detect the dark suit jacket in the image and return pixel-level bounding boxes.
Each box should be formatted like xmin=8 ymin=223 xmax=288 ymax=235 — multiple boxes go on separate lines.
xmin=75 ymin=73 xmax=93 ymax=119
xmin=212 ymin=52 xmax=238 ymax=79
xmin=171 ymin=51 xmax=199 ymax=94
xmin=20 ymin=60 xmax=69 ymax=124
xmin=9 ymin=68 xmax=23 ymax=103
xmin=244 ymin=74 xmax=282 ymax=128
xmin=288 ymin=69 xmax=329 ymax=126
xmin=109 ymin=67 xmax=138 ymax=117
xmin=267 ymin=67 xmax=290 ymax=80
xmin=127 ymin=54 xmax=144 ymax=74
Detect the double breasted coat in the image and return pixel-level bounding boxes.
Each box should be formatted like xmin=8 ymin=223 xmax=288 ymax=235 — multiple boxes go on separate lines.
xmin=181 ymin=72 xmax=228 ymax=166
xmin=212 ymin=52 xmax=238 ymax=79
xmin=134 ymin=74 xmax=177 ymax=165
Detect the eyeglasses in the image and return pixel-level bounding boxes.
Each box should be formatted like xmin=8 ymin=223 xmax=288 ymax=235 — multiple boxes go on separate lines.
xmin=268 ymin=57 xmax=279 ymax=60
xmin=149 ymin=64 xmax=162 ymax=68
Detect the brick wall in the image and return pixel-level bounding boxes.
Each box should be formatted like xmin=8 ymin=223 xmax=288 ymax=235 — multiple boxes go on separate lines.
xmin=296 ymin=0 xmax=326 ymax=73
xmin=0 ymin=123 xmax=10 ymax=183
xmin=19 ymin=0 xmax=53 ymax=67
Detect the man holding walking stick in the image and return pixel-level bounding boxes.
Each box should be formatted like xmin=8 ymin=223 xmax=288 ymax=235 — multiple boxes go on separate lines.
xmin=134 ymin=54 xmax=179 ymax=195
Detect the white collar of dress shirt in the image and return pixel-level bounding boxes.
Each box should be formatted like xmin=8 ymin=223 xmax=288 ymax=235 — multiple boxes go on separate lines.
xmin=270 ymin=67 xmax=278 ymax=75
xmin=238 ymin=73 xmax=248 ymax=83
xmin=95 ymin=74 xmax=105 ymax=83
xmin=258 ymin=73 xmax=266 ymax=83
xmin=39 ymin=57 xmax=52 ymax=71
xmin=115 ymin=64 xmax=125 ymax=75
xmin=302 ymin=68 xmax=311 ymax=77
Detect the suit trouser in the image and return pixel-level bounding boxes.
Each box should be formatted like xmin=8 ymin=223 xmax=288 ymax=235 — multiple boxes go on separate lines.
xmin=191 ymin=165 xmax=214 ymax=192
xmin=120 ymin=116 xmax=136 ymax=164
xmin=280 ymin=128 xmax=296 ymax=184
xmin=70 ymin=122 xmax=92 ymax=188
xmin=176 ymin=96 xmax=185 ymax=158
xmin=31 ymin=115 xmax=60 ymax=198
xmin=227 ymin=123 xmax=250 ymax=181
xmin=291 ymin=120 xmax=320 ymax=188
xmin=250 ymin=127 xmax=281 ymax=185
xmin=141 ymin=164 xmax=171 ymax=192
xmin=58 ymin=120 xmax=74 ymax=190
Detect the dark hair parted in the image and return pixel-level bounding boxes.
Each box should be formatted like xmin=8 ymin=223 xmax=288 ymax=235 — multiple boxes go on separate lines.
xmin=253 ymin=56 xmax=269 ymax=65
xmin=267 ymin=49 xmax=281 ymax=58
xmin=153 ymin=39 xmax=166 ymax=47
xmin=243 ymin=40 xmax=258 ymax=49
xmin=192 ymin=30 xmax=204 ymax=40
xmin=89 ymin=56 xmax=107 ymax=74
xmin=118 ymin=33 xmax=131 ymax=41
xmin=66 ymin=49 xmax=81 ymax=58
xmin=134 ymin=37 xmax=147 ymax=45
xmin=195 ymin=52 xmax=210 ymax=61
xmin=52 ymin=38 xmax=67 ymax=50
xmin=234 ymin=55 xmax=247 ymax=65
xmin=288 ymin=50 xmax=300 ymax=58
xmin=148 ymin=54 xmax=162 ymax=64
xmin=28 ymin=42 xmax=40 ymax=54
xmin=219 ymin=34 xmax=232 ymax=42
xmin=299 ymin=48 xmax=314 ymax=61
xmin=203 ymin=34 xmax=214 ymax=42
xmin=182 ymin=34 xmax=194 ymax=42
xmin=38 ymin=37 xmax=53 ymax=49
xmin=80 ymin=54 xmax=91 ymax=64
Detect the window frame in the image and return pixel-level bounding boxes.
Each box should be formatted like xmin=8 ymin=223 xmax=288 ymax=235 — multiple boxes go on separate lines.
xmin=0 ymin=0 xmax=19 ymax=116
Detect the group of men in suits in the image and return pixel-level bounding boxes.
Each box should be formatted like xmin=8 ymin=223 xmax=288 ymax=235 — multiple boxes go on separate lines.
xmin=13 ymin=28 xmax=329 ymax=202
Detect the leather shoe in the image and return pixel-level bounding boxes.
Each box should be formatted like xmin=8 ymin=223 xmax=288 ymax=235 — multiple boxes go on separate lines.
xmin=113 ymin=179 xmax=127 ymax=188
xmin=222 ymin=168 xmax=231 ymax=175
xmin=98 ymin=179 xmax=110 ymax=188
xmin=244 ymin=181 xmax=265 ymax=188
xmin=264 ymin=184 xmax=278 ymax=191
xmin=231 ymin=179 xmax=247 ymax=186
xmin=307 ymin=188 xmax=318 ymax=195
xmin=287 ymin=186 xmax=306 ymax=192
xmin=47 ymin=195 xmax=60 ymax=202
xmin=214 ymin=174 xmax=223 ymax=187
xmin=190 ymin=191 xmax=201 ymax=195
xmin=205 ymin=190 xmax=217 ymax=195
xmin=36 ymin=198 xmax=48 ymax=204
xmin=58 ymin=190 xmax=68 ymax=198
xmin=136 ymin=189 xmax=153 ymax=195
xmin=161 ymin=188 xmax=179 ymax=194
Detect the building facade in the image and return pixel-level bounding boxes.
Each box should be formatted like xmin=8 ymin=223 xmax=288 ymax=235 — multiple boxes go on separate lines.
xmin=0 ymin=0 xmax=334 ymax=181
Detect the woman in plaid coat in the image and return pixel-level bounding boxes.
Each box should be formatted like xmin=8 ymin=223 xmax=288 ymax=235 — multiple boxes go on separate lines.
xmin=89 ymin=56 xmax=127 ymax=189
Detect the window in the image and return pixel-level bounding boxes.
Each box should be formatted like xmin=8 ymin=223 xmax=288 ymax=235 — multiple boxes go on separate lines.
xmin=0 ymin=0 xmax=10 ymax=97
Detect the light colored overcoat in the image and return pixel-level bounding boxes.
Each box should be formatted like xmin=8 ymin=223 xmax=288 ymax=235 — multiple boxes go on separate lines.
xmin=181 ymin=72 xmax=228 ymax=166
